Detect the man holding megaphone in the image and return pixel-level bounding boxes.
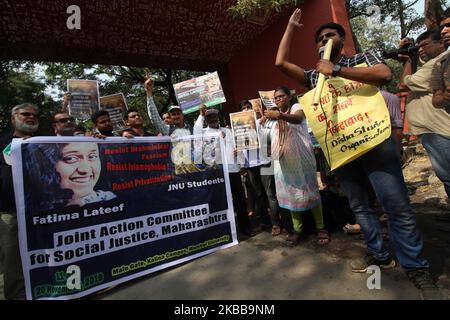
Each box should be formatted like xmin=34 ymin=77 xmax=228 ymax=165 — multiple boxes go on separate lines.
xmin=275 ymin=8 xmax=443 ymax=299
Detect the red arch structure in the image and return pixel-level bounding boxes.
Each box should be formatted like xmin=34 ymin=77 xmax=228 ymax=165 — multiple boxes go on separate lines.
xmin=0 ymin=0 xmax=355 ymax=114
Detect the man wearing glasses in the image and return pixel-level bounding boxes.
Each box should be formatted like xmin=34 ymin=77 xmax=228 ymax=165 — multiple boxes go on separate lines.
xmin=52 ymin=111 xmax=77 ymax=136
xmin=400 ymin=27 xmax=450 ymax=201
xmin=0 ymin=103 xmax=40 ymax=299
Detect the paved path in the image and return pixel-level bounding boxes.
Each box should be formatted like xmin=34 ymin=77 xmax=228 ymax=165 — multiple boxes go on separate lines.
xmin=2 ymin=221 xmax=448 ymax=300
xmin=97 ymin=229 xmax=422 ymax=300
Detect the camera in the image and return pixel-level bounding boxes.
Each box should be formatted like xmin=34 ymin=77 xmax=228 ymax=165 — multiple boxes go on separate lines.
xmin=382 ymin=43 xmax=420 ymax=60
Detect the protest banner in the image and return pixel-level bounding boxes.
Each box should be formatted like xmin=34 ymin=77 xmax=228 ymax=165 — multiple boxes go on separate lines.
xmin=258 ymin=90 xmax=276 ymax=109
xmin=249 ymin=98 xmax=264 ymax=114
xmin=229 ymin=111 xmax=260 ymax=152
xmin=173 ymin=71 xmax=226 ymax=114
xmin=100 ymin=93 xmax=128 ymax=131
xmin=11 ymin=136 xmax=238 ymax=300
xmin=67 ymin=80 xmax=100 ymax=121
xmin=299 ymin=65 xmax=391 ymax=171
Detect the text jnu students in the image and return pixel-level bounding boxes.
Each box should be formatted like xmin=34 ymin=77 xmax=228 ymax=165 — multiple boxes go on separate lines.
xmin=275 ymin=8 xmax=443 ymax=299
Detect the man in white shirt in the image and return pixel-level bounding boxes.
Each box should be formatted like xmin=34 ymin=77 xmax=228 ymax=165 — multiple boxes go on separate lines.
xmin=194 ymin=106 xmax=254 ymax=237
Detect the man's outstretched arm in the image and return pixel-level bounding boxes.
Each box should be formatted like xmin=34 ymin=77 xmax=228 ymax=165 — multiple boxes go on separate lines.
xmin=145 ymin=74 xmax=169 ymax=136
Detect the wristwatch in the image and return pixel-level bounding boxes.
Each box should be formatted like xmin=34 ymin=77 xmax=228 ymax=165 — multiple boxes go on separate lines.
xmin=332 ymin=64 xmax=342 ymax=77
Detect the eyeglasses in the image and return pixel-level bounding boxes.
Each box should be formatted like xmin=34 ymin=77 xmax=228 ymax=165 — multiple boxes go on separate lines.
xmin=54 ymin=117 xmax=75 ymax=124
xmin=19 ymin=112 xmax=38 ymax=117
xmin=274 ymin=94 xmax=287 ymax=101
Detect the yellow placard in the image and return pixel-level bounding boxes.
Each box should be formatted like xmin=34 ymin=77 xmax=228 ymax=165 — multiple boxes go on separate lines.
xmin=299 ymin=65 xmax=391 ymax=171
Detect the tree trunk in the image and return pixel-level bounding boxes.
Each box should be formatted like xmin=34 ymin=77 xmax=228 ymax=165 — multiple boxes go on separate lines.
xmin=397 ymin=0 xmax=407 ymax=39
xmin=345 ymin=0 xmax=362 ymax=53
xmin=425 ymin=0 xmax=444 ymax=30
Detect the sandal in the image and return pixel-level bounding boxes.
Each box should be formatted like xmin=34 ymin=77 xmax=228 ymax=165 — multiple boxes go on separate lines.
xmin=286 ymin=232 xmax=302 ymax=246
xmin=271 ymin=225 xmax=281 ymax=236
xmin=343 ymin=223 xmax=361 ymax=235
xmin=317 ymin=229 xmax=331 ymax=246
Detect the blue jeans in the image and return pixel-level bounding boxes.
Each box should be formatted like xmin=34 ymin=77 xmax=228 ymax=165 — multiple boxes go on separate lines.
xmin=334 ymin=138 xmax=428 ymax=271
xmin=421 ymin=133 xmax=450 ymax=199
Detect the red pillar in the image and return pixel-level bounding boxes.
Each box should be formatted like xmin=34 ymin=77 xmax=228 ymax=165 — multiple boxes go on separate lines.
xmin=219 ymin=0 xmax=355 ymax=120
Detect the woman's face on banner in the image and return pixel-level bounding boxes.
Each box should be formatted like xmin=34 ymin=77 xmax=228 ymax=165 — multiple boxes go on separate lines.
xmin=56 ymin=143 xmax=101 ymax=200
xmin=204 ymin=77 xmax=220 ymax=92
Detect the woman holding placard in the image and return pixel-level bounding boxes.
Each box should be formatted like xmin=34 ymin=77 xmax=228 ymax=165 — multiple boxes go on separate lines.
xmin=263 ymin=86 xmax=330 ymax=246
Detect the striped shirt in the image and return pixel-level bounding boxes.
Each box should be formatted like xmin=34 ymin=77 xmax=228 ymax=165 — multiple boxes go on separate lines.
xmin=304 ymin=51 xmax=384 ymax=89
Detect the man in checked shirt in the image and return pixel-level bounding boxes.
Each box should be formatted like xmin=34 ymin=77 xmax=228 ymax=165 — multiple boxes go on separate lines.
xmin=274 ymin=8 xmax=444 ymax=300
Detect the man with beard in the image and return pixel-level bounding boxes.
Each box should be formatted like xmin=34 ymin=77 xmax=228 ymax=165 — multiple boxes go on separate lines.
xmin=193 ymin=106 xmax=254 ymax=237
xmin=0 ymin=103 xmax=39 ymax=299
xmin=52 ymin=111 xmax=77 ymax=136
xmin=121 ymin=109 xmax=154 ymax=137
xmin=91 ymin=110 xmax=115 ymax=137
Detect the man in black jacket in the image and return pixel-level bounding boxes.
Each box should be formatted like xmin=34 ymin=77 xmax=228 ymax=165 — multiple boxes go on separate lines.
xmin=0 ymin=103 xmax=39 ymax=300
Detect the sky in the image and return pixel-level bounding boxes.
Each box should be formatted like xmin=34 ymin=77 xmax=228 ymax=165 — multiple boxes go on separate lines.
xmin=413 ymin=0 xmax=424 ymax=15
xmin=411 ymin=0 xmax=426 ymax=38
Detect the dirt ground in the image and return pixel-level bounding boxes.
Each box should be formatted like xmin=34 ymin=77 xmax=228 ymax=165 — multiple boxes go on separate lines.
xmin=401 ymin=142 xmax=450 ymax=297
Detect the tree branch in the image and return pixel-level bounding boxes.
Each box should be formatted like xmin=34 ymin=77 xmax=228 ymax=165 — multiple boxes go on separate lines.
xmin=404 ymin=0 xmax=420 ymax=9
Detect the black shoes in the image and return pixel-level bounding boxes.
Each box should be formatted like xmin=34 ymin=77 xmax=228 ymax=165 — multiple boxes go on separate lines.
xmin=406 ymin=269 xmax=446 ymax=300
xmin=241 ymin=227 xmax=256 ymax=237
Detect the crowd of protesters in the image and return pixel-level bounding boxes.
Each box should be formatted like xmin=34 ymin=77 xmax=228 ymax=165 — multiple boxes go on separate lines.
xmin=1 ymin=8 xmax=449 ymax=301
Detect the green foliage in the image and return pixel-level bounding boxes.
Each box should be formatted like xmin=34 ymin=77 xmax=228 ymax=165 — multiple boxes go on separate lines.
xmin=1 ymin=60 xmax=207 ymax=136
xmin=348 ymin=0 xmax=425 ymax=38
xmin=348 ymin=1 xmax=429 ymax=92
xmin=42 ymin=63 xmax=205 ymax=133
xmin=347 ymin=0 xmax=399 ymax=21
xmin=228 ymin=0 xmax=303 ymax=18
xmin=0 ymin=61 xmax=58 ymax=135
xmin=350 ymin=16 xmax=403 ymax=92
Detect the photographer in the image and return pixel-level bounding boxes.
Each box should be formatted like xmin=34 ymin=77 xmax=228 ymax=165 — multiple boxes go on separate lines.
xmin=399 ymin=28 xmax=450 ymax=200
